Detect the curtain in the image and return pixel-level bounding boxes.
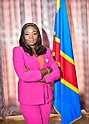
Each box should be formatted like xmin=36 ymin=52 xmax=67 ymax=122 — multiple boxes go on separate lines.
xmin=66 ymin=0 xmax=89 ymax=111
xmin=0 ymin=0 xmax=89 ymax=116
xmin=0 ymin=0 xmax=56 ymax=116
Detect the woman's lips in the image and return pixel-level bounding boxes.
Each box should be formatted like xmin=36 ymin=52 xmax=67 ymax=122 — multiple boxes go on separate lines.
xmin=28 ymin=40 xmax=34 ymax=43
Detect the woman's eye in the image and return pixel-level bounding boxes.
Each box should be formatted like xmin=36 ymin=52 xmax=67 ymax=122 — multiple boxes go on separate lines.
xmin=24 ymin=32 xmax=38 ymax=36
xmin=24 ymin=33 xmax=29 ymax=35
xmin=33 ymin=32 xmax=38 ymax=35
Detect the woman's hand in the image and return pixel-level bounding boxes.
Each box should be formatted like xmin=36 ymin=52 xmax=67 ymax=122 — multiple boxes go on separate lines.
xmin=39 ymin=67 xmax=52 ymax=83
xmin=39 ymin=77 xmax=45 ymax=82
xmin=40 ymin=67 xmax=52 ymax=77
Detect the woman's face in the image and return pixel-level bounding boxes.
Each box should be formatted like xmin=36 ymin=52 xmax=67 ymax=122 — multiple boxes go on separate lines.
xmin=24 ymin=26 xmax=38 ymax=47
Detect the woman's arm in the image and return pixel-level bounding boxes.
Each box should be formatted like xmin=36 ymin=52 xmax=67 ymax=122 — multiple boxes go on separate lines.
xmin=40 ymin=67 xmax=52 ymax=77
xmin=39 ymin=67 xmax=52 ymax=82
xmin=13 ymin=47 xmax=42 ymax=82
xmin=43 ymin=48 xmax=60 ymax=83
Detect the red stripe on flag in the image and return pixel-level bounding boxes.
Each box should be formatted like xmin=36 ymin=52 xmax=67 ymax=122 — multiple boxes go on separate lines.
xmin=60 ymin=56 xmax=78 ymax=88
xmin=53 ymin=35 xmax=60 ymax=62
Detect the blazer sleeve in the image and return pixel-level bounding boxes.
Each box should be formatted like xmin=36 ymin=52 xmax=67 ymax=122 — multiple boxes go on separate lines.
xmin=44 ymin=48 xmax=60 ymax=83
xmin=13 ymin=47 xmax=42 ymax=82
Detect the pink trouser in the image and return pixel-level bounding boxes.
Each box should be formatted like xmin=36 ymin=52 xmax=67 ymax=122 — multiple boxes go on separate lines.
xmin=20 ymin=101 xmax=52 ymax=124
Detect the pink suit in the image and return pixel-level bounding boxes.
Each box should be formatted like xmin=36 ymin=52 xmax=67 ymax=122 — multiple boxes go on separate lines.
xmin=13 ymin=46 xmax=60 ymax=124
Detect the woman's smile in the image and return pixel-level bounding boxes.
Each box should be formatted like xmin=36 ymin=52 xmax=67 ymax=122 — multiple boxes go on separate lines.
xmin=28 ymin=39 xmax=34 ymax=43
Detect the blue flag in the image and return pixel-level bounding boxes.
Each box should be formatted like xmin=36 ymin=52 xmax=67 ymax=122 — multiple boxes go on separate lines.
xmin=52 ymin=0 xmax=82 ymax=123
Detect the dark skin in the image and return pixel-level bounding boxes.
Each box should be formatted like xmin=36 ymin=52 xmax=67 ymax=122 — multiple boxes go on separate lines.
xmin=24 ymin=26 xmax=52 ymax=82
xmin=39 ymin=67 xmax=52 ymax=82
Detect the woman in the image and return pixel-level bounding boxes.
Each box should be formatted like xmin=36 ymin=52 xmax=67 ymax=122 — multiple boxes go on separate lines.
xmin=13 ymin=23 xmax=60 ymax=124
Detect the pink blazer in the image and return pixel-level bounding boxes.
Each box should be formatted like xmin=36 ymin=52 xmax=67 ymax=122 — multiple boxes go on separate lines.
xmin=13 ymin=46 xmax=60 ymax=105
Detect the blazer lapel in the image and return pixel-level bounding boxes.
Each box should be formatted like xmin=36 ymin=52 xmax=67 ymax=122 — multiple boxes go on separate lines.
xmin=24 ymin=52 xmax=40 ymax=69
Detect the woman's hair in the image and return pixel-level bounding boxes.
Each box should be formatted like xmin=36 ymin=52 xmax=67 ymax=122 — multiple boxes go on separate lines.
xmin=19 ymin=23 xmax=47 ymax=56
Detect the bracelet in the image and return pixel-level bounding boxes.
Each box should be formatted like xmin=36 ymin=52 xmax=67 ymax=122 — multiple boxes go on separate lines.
xmin=46 ymin=68 xmax=50 ymax=74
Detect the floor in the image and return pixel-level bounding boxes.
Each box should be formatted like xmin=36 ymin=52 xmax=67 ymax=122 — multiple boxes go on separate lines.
xmin=0 ymin=114 xmax=60 ymax=124
xmin=0 ymin=110 xmax=89 ymax=124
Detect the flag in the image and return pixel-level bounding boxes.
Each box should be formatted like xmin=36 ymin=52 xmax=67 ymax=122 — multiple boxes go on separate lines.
xmin=52 ymin=0 xmax=82 ymax=123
